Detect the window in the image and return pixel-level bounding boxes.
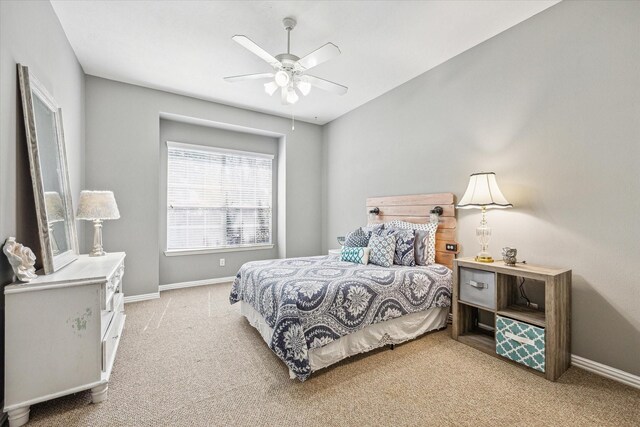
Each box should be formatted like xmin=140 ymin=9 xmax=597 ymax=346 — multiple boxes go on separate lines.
xmin=166 ymin=141 xmax=273 ymax=252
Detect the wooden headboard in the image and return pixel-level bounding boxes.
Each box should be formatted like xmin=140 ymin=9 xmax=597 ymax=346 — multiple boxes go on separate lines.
xmin=366 ymin=193 xmax=459 ymax=269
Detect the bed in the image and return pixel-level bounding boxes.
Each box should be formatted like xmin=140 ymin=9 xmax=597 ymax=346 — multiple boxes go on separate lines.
xmin=230 ymin=193 xmax=459 ymax=381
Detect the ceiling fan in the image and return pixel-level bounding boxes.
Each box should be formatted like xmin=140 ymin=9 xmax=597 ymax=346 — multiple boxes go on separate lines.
xmin=224 ymin=17 xmax=348 ymax=105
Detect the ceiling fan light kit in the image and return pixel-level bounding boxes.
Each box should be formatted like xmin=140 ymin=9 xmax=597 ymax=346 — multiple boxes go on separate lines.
xmin=224 ymin=17 xmax=348 ymax=106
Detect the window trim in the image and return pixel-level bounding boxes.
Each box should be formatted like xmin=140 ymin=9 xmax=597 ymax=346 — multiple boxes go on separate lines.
xmin=164 ymin=244 xmax=275 ymax=257
xmin=166 ymin=140 xmax=274 ymax=160
xmin=165 ymin=140 xmax=274 ymax=252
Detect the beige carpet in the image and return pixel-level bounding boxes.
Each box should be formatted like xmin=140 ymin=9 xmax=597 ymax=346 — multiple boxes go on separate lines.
xmin=24 ymin=283 xmax=639 ymax=426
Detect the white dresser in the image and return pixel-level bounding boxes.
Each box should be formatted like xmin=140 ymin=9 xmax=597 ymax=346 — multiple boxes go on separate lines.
xmin=3 ymin=253 xmax=126 ymax=427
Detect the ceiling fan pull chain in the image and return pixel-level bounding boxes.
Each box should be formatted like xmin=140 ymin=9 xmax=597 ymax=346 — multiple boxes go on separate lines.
xmin=291 ymin=107 xmax=295 ymax=131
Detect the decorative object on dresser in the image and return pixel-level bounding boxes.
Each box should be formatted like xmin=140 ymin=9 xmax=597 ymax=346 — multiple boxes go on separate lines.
xmin=2 ymin=237 xmax=37 ymax=282
xmin=502 ymin=247 xmax=518 ymax=266
xmin=3 ymin=253 xmax=126 ymax=427
xmin=457 ymin=172 xmax=512 ymax=263
xmin=17 ymin=64 xmax=79 ymax=273
xmin=76 ymin=190 xmax=121 ymax=257
xmin=452 ymin=257 xmax=571 ymax=381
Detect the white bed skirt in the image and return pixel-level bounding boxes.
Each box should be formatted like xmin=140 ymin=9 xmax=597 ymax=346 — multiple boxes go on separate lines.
xmin=239 ymin=301 xmax=449 ymax=379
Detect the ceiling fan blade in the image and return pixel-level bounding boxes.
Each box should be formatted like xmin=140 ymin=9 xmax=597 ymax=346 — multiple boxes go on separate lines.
xmin=232 ymin=35 xmax=281 ymax=68
xmin=296 ymin=43 xmax=341 ymax=71
xmin=303 ymin=75 xmax=348 ymax=95
xmin=223 ymin=73 xmax=274 ymax=83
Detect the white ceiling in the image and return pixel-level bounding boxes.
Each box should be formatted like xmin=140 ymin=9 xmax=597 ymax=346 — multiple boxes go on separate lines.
xmin=51 ymin=0 xmax=559 ymax=125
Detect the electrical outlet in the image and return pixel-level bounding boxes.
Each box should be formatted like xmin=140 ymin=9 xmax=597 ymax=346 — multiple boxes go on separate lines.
xmin=445 ymin=243 xmax=458 ymax=252
xmin=219 ymin=258 xmax=225 ymax=267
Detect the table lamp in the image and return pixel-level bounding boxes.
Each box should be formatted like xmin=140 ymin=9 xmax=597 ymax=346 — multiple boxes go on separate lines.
xmin=76 ymin=190 xmax=120 ymax=257
xmin=457 ymin=172 xmax=512 ymax=262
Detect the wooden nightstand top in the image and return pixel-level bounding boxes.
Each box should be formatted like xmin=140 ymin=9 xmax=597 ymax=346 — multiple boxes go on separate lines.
xmin=455 ymin=257 xmax=571 ymax=280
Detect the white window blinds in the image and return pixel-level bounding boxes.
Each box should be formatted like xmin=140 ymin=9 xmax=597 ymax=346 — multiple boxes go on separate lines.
xmin=166 ymin=141 xmax=273 ymax=251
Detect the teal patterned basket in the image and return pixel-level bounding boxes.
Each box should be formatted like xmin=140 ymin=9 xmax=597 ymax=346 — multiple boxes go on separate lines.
xmin=496 ymin=315 xmax=546 ymax=373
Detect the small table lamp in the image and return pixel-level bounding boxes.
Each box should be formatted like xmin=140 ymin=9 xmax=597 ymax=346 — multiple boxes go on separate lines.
xmin=76 ymin=191 xmax=120 ymax=257
xmin=45 ymin=191 xmax=65 ymax=255
xmin=457 ymin=172 xmax=512 ymax=263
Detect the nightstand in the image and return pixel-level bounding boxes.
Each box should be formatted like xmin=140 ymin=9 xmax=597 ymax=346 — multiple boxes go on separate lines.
xmin=328 ymin=248 xmax=342 ymax=256
xmin=452 ymin=258 xmax=571 ymax=381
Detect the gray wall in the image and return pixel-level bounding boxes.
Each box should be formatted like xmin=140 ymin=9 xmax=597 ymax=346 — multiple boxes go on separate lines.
xmin=1 ymin=0 xmax=85 ymax=409
xmin=322 ymin=0 xmax=640 ymax=375
xmin=85 ymin=76 xmax=323 ymax=297
xmin=158 ymin=119 xmax=279 ymax=285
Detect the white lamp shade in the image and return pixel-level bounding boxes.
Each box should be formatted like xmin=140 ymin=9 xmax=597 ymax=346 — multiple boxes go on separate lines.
xmin=76 ymin=190 xmax=120 ymax=220
xmin=44 ymin=191 xmax=65 ymax=222
xmin=457 ymin=172 xmax=512 ymax=209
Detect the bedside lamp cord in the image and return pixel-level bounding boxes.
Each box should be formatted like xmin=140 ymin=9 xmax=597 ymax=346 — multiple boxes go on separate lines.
xmin=519 ymin=277 xmax=531 ymax=307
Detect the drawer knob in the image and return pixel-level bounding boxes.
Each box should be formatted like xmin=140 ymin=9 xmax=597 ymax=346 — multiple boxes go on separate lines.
xmin=467 ymin=280 xmax=488 ymax=289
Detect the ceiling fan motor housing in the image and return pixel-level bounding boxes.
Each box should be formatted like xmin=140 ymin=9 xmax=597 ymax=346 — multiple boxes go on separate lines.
xmin=275 ymin=53 xmax=301 ymax=71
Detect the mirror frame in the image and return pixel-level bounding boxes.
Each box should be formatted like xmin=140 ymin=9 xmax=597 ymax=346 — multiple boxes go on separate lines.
xmin=17 ymin=64 xmax=79 ymax=273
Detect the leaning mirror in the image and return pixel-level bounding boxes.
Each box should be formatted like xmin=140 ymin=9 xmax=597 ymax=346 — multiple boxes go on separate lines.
xmin=18 ymin=64 xmax=78 ymax=273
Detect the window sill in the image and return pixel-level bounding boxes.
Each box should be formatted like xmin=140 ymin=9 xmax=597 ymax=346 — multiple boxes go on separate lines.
xmin=164 ymin=245 xmax=274 ymax=257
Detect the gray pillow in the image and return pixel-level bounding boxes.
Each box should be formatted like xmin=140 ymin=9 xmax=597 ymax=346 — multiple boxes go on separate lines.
xmin=344 ymin=227 xmax=369 ymax=247
xmin=414 ymin=230 xmax=430 ymax=266
xmin=368 ymin=233 xmax=396 ymax=268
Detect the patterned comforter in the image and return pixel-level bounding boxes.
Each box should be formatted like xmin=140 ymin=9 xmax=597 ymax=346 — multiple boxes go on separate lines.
xmin=229 ymin=255 xmax=452 ymax=381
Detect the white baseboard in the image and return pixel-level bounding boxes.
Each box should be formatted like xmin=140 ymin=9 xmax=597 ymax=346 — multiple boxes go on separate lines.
xmin=159 ymin=276 xmax=236 ymax=292
xmin=123 ymin=292 xmax=160 ymax=304
xmin=571 ymin=354 xmax=640 ymax=390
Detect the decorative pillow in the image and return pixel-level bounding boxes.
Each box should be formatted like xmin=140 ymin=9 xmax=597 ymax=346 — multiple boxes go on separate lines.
xmin=367 ymin=233 xmax=396 ymax=268
xmin=362 ymin=223 xmax=385 ymax=236
xmin=340 ymin=247 xmax=371 ymax=265
xmin=413 ymin=230 xmax=431 ymax=266
xmin=381 ymin=227 xmax=416 ymax=266
xmin=344 ymin=227 xmax=369 ymax=247
xmin=388 ymin=220 xmax=438 ymax=265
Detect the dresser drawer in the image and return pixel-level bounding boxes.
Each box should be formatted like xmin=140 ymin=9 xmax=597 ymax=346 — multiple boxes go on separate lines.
xmin=496 ymin=315 xmax=545 ymax=373
xmin=459 ymin=267 xmax=496 ymax=309
xmin=102 ymin=293 xmax=125 ymax=373
xmin=103 ymin=262 xmax=125 ymax=310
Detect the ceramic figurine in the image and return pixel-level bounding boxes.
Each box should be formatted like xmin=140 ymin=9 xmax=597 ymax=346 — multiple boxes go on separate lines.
xmin=3 ymin=237 xmax=37 ymax=282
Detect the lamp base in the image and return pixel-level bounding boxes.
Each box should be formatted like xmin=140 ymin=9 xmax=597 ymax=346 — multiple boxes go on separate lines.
xmin=475 ymin=255 xmax=494 ymax=263
xmin=89 ymin=219 xmax=107 ymax=257
xmin=89 ymin=249 xmax=107 ymax=257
